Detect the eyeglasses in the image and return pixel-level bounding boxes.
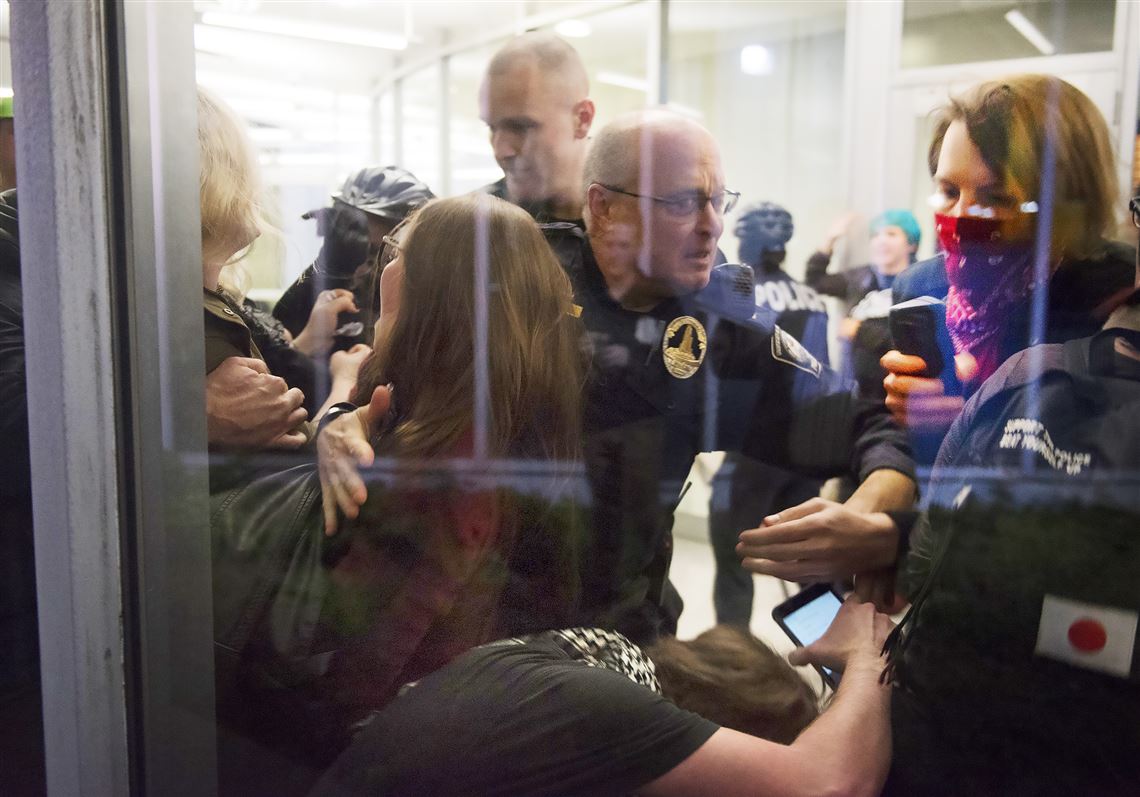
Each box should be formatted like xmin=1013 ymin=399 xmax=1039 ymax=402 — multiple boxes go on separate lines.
xmin=599 ymin=184 xmax=741 ymax=217
xmin=378 ymin=227 xmax=406 ymax=268
xmin=1130 ymin=196 xmax=1140 ymax=229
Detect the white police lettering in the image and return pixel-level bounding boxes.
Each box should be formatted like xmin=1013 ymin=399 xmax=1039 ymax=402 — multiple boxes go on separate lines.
xmin=791 ymin=283 xmax=828 ymax=314
xmin=771 ymin=327 xmax=822 ymax=378
xmin=998 ymin=418 xmax=1092 ymax=475
xmin=756 ymin=281 xmax=827 ymax=315
xmin=762 ymin=283 xmax=786 ymax=312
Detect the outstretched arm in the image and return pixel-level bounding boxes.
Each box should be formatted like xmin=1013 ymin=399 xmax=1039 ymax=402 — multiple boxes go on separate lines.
xmin=643 ymin=598 xmax=893 ymax=797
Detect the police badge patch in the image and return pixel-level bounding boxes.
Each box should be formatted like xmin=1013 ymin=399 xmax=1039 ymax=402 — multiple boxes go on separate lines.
xmin=662 ymin=316 xmax=707 ymax=379
xmin=771 ymin=327 xmax=822 ymax=378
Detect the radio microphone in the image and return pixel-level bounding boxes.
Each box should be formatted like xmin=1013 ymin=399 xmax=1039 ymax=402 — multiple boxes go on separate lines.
xmin=692 ymin=262 xmax=777 ymax=335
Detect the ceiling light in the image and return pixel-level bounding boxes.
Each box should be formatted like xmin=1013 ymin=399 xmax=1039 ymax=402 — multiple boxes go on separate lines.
xmin=555 ymin=19 xmax=591 ymax=38
xmin=596 ymin=71 xmax=648 ymax=92
xmin=740 ymin=45 xmax=773 ymax=76
xmin=1004 ymin=10 xmax=1056 ymax=56
xmin=200 ymin=11 xmax=408 ymax=50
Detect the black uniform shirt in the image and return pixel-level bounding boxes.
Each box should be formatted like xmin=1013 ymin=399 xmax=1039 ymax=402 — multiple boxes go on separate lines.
xmin=544 ymin=224 xmax=913 ymax=641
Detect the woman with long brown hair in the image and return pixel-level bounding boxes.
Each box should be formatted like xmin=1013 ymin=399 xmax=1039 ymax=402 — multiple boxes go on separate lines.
xmin=212 ymin=193 xmax=588 ymax=776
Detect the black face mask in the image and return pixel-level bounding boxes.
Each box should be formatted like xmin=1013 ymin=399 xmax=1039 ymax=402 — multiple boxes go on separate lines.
xmin=756 ymin=249 xmax=787 ymax=275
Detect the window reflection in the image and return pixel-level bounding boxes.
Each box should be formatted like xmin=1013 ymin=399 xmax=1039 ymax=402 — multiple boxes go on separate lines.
xmin=35 ymin=0 xmax=1138 ymax=793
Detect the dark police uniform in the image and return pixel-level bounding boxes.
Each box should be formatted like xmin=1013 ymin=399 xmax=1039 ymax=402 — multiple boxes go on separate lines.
xmin=709 ymin=267 xmax=832 ymax=624
xmin=886 ymin=315 xmax=1140 ymax=796
xmin=543 ymin=224 xmax=914 ymax=642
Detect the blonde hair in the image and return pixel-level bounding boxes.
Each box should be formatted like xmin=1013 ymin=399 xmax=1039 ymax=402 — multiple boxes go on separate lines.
xmin=196 ymin=86 xmax=271 ymax=296
xmin=928 ymin=74 xmax=1119 ymax=260
xmin=354 ymin=193 xmax=584 ymax=463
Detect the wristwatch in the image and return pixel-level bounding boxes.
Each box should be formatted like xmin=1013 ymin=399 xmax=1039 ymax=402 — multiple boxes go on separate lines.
xmin=316 ymin=401 xmax=359 ymax=437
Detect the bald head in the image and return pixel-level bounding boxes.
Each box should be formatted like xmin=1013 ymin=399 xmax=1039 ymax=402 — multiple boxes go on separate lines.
xmin=479 ymin=34 xmax=595 ymax=218
xmin=583 ymin=110 xmax=727 ymax=308
xmin=486 ymin=32 xmax=589 ymax=98
xmin=583 ymin=109 xmax=717 ymax=200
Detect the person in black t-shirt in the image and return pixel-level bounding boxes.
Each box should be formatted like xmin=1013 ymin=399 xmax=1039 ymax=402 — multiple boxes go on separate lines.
xmin=312 ymin=599 xmax=894 ymax=797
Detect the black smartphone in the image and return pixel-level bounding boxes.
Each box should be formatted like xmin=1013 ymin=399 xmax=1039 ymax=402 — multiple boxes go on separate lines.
xmin=771 ymin=583 xmax=844 ymax=688
xmin=888 ymin=296 xmax=962 ymax=396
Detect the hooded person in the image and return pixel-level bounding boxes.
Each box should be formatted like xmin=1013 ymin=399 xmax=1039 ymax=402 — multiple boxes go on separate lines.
xmin=272 ymin=165 xmax=436 ymax=353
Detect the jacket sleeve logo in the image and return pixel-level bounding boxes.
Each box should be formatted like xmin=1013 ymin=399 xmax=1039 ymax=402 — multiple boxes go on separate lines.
xmin=771 ymin=327 xmax=822 ymax=378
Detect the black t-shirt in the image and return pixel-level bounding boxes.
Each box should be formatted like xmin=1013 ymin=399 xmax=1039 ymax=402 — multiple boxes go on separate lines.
xmin=311 ymin=635 xmax=718 ymax=797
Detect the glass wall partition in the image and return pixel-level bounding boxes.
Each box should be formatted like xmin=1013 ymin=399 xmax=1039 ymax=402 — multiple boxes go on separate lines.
xmin=14 ymin=1 xmax=1140 ymax=794
xmin=667 ymin=1 xmax=850 ymax=279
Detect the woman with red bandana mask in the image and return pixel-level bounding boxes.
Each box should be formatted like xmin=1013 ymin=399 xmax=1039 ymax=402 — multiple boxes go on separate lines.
xmin=883 ymin=74 xmax=1135 ymax=462
xmin=735 ymin=76 xmax=1135 ymax=610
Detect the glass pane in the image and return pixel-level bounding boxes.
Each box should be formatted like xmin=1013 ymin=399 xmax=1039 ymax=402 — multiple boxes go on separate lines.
xmin=400 ymin=63 xmax=442 ymax=196
xmin=92 ymin=0 xmax=1140 ymax=793
xmin=668 ymin=0 xmax=848 ymax=285
xmin=902 ymin=0 xmax=1117 ymax=68
xmin=448 ymin=42 xmax=505 ymax=196
xmin=0 ymin=1 xmax=45 ymax=792
xmin=542 ymin=1 xmax=652 ymax=128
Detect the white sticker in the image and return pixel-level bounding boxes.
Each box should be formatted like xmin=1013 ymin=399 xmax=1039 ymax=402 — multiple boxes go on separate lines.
xmin=1034 ymin=594 xmax=1137 ymax=678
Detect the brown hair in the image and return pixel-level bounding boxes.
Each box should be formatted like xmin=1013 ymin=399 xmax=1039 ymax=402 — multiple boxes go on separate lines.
xmin=354 ymin=193 xmax=584 ymax=463
xmin=927 ymin=74 xmax=1118 ymax=259
xmin=648 ymin=625 xmax=819 ymax=744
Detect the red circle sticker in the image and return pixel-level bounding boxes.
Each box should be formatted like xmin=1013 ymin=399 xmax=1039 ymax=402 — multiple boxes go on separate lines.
xmin=1067 ymin=618 xmax=1108 ymax=653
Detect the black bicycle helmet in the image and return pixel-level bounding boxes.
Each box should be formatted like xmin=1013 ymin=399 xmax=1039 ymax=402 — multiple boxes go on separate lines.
xmin=331 ymin=165 xmax=435 ymax=222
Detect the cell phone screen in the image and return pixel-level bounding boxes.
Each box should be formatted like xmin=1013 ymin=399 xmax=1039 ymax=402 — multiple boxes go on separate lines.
xmin=782 ymin=590 xmax=843 ymax=681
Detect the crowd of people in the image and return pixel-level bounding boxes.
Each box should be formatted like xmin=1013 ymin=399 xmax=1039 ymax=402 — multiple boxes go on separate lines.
xmin=4 ymin=26 xmax=1140 ymax=797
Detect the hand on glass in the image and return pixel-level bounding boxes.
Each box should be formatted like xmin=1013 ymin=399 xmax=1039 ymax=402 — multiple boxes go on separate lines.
xmin=737 ymin=498 xmax=899 ymax=582
xmin=317 ymin=384 xmax=389 ymax=535
xmin=881 ymin=349 xmax=978 ymax=433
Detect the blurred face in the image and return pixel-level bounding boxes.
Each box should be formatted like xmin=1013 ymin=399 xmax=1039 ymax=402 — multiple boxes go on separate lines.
xmin=607 ymin=128 xmax=726 ymax=300
xmin=869 ymin=225 xmax=914 ymax=275
xmin=932 ymin=120 xmax=1020 ymax=220
xmin=479 ymin=62 xmax=583 ymax=204
xmin=373 ymin=227 xmax=408 ymax=344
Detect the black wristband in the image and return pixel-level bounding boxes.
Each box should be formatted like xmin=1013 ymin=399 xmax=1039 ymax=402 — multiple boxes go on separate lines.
xmin=317 ymin=401 xmax=359 ymax=438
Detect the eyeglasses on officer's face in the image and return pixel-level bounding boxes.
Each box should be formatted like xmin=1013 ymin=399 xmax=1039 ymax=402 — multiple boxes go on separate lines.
xmin=1130 ymin=196 xmax=1140 ymax=229
xmin=599 ymin=184 xmax=741 ymax=218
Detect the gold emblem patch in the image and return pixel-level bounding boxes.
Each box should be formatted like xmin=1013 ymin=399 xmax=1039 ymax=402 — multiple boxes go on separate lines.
xmin=662 ymin=316 xmax=707 ymax=379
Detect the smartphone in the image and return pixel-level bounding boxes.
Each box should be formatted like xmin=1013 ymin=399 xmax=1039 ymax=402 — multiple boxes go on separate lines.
xmin=771 ymin=583 xmax=844 ymax=688
xmin=888 ymin=296 xmax=962 ymax=396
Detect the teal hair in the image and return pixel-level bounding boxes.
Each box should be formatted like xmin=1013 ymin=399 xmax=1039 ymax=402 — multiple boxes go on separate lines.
xmin=870 ymin=209 xmax=920 ymax=247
